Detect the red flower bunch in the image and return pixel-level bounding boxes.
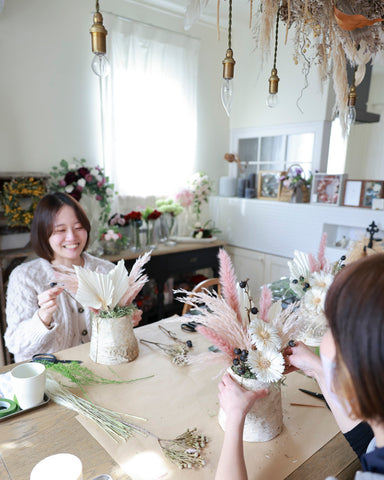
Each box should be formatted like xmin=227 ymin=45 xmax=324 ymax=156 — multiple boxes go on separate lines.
xmin=147 ymin=209 xmax=162 ymax=221
xmin=124 ymin=211 xmax=142 ymax=223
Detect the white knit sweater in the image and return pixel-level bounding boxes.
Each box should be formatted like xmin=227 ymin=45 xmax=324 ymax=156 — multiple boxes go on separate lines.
xmin=4 ymin=252 xmax=114 ymax=362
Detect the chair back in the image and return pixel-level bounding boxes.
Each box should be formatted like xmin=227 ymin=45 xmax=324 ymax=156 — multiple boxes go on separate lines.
xmin=182 ymin=278 xmax=221 ymax=315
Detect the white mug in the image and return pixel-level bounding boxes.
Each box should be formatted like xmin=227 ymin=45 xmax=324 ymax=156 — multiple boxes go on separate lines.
xmin=30 ymin=453 xmax=83 ymax=480
xmin=11 ymin=362 xmax=46 ymax=410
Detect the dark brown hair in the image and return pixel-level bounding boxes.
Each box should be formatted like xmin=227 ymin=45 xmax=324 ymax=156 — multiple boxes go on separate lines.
xmin=324 ymin=253 xmax=384 ymax=422
xmin=31 ymin=193 xmax=90 ymax=262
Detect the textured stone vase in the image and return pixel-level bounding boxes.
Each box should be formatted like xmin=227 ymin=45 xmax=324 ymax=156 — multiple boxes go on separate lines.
xmin=90 ymin=314 xmax=139 ymax=365
xmin=218 ymin=368 xmax=283 ymax=442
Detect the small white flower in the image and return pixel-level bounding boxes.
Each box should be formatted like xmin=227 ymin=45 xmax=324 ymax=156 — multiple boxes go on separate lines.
xmin=195 ymin=231 xmax=203 ymax=239
xmin=248 ymin=349 xmax=285 ymax=383
xmin=65 ymin=185 xmax=74 ymax=193
xmin=69 ymin=164 xmax=77 ymax=170
xmin=96 ymin=174 xmax=103 ymax=182
xmin=302 ymin=286 xmax=326 ymax=315
xmin=249 ymin=318 xmax=282 ymax=352
xmin=90 ymin=168 xmax=99 ymax=176
xmin=106 ymin=187 xmax=113 ymax=196
xmin=309 ymin=271 xmax=333 ymax=291
xmin=77 ymin=178 xmax=86 ymax=187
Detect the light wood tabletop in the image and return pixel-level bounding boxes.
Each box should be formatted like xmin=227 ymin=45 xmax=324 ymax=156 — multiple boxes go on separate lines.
xmin=0 ymin=316 xmax=361 ymax=480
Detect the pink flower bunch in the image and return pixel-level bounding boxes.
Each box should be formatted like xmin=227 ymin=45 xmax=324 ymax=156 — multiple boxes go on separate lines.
xmin=175 ymin=189 xmax=194 ymax=208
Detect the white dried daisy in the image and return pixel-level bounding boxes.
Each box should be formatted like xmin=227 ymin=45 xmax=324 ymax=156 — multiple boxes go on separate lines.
xmin=309 ymin=271 xmax=333 ymax=291
xmin=248 ymin=349 xmax=285 ymax=383
xmin=249 ymin=318 xmax=282 ymax=352
xmin=302 ymin=286 xmax=326 ymax=315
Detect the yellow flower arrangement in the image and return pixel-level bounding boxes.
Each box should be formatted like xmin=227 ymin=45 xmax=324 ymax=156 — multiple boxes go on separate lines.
xmin=1 ymin=177 xmax=46 ymax=228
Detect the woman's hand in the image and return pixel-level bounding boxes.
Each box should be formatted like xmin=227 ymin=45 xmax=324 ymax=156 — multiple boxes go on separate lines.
xmin=37 ymin=285 xmax=63 ymax=327
xmin=285 ymin=341 xmax=322 ymax=380
xmin=218 ymin=373 xmax=268 ymax=422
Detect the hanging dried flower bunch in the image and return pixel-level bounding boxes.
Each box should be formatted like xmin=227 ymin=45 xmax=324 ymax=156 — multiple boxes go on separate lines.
xmin=254 ymin=0 xmax=384 ymax=132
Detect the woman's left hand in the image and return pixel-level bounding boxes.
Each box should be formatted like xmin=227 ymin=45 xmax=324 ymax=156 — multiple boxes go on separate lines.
xmin=218 ymin=373 xmax=268 ymax=421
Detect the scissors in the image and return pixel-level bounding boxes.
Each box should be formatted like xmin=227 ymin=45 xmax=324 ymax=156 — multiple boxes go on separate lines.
xmin=299 ymin=388 xmax=329 ymax=409
xmin=181 ymin=321 xmax=201 ymax=333
xmin=32 ymin=353 xmax=82 ymax=364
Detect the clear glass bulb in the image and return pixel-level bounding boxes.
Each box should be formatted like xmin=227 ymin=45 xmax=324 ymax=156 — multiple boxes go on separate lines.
xmin=266 ymin=92 xmax=279 ymax=108
xmin=345 ymin=105 xmax=356 ymax=127
xmin=221 ymin=78 xmax=233 ymax=117
xmin=91 ymin=53 xmax=111 ymax=78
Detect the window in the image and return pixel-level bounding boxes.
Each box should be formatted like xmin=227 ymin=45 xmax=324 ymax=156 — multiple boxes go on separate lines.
xmin=101 ymin=15 xmax=200 ymax=197
xmin=230 ymin=122 xmax=331 ymax=179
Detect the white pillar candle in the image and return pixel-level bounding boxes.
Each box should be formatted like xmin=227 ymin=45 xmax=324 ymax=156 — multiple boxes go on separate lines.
xmin=30 ymin=453 xmax=83 ymax=480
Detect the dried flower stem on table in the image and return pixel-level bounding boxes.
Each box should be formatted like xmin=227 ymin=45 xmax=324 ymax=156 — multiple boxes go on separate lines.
xmin=120 ymin=421 xmax=208 ymax=470
xmin=139 ymin=339 xmax=191 ymax=366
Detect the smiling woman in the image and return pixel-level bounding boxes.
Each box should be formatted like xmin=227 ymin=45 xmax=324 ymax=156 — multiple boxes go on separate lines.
xmin=4 ymin=193 xmax=115 ymax=362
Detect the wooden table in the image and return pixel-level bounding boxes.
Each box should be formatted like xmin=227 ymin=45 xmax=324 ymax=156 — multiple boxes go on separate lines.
xmin=0 ymin=316 xmax=360 ymax=480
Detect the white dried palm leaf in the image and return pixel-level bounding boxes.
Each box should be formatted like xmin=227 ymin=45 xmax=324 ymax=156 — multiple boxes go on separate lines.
xmin=74 ymin=260 xmax=129 ymax=311
xmin=288 ymin=250 xmax=310 ymax=298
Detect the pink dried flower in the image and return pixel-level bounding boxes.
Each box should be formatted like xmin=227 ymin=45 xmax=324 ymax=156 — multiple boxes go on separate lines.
xmin=259 ymin=285 xmax=272 ymax=323
xmin=196 ymin=325 xmax=234 ymax=361
xmin=218 ymin=249 xmax=242 ymax=324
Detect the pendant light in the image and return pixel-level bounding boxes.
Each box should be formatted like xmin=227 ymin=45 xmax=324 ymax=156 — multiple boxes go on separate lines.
xmin=266 ymin=9 xmax=280 ymax=108
xmin=221 ymin=0 xmax=235 ymax=117
xmin=345 ymin=66 xmax=357 ymax=134
xmin=89 ymin=0 xmax=110 ymax=77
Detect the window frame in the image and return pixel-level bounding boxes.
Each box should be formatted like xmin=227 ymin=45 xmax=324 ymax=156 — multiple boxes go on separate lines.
xmin=229 ymin=121 xmax=332 ymax=179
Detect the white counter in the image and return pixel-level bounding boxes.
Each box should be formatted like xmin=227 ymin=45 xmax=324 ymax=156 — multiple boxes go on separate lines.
xmin=209 ymin=196 xmax=384 ymax=262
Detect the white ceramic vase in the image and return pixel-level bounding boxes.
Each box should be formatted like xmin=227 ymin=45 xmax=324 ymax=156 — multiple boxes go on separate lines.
xmin=218 ymin=368 xmax=283 ymax=442
xmin=90 ymin=314 xmax=139 ymax=365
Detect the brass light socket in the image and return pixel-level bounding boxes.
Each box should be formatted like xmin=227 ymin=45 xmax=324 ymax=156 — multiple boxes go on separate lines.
xmin=268 ymin=68 xmax=280 ymax=94
xmin=222 ymin=48 xmax=236 ymax=80
xmin=90 ymin=12 xmax=108 ymax=55
xmin=347 ymin=85 xmax=357 ymax=107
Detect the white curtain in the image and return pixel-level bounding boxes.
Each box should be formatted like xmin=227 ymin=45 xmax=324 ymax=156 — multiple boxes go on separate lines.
xmin=102 ymin=15 xmax=200 ymax=197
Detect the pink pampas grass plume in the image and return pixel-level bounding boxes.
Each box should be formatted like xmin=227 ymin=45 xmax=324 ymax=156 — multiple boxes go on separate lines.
xmin=308 ymin=253 xmax=319 ymax=273
xmin=259 ymin=285 xmax=272 ymax=323
xmin=218 ymin=249 xmax=242 ymax=323
xmin=196 ymin=325 xmax=234 ymax=361
xmin=118 ymin=251 xmax=151 ymax=306
xmin=317 ymin=232 xmax=328 ymax=270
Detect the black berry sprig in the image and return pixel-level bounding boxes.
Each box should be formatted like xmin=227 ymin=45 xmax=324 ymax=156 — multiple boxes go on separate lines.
xmin=231 ymin=347 xmax=255 ymax=379
xmin=291 ymin=275 xmax=311 ymax=293
xmin=239 ymin=279 xmax=259 ymax=324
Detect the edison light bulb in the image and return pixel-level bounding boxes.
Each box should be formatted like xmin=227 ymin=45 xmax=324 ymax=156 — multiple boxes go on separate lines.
xmin=345 ymin=105 xmax=356 ymax=129
xmin=91 ymin=53 xmax=110 ymax=78
xmin=266 ymin=92 xmax=279 ymax=108
xmin=221 ymin=78 xmax=233 ymax=117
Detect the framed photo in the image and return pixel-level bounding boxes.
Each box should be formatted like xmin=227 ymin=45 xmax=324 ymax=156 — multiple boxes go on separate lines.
xmin=257 ymin=171 xmax=282 ymax=200
xmin=360 ymin=180 xmax=384 ymax=208
xmin=342 ymin=180 xmax=363 ymax=207
xmin=311 ymin=173 xmax=347 ymax=206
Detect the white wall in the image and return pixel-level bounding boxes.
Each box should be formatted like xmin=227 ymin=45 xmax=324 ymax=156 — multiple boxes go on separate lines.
xmin=0 ymin=0 xmax=229 ymax=188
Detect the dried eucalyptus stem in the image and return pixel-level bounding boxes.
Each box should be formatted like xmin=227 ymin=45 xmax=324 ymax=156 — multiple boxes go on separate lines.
xmin=139 ymin=339 xmax=190 ymax=366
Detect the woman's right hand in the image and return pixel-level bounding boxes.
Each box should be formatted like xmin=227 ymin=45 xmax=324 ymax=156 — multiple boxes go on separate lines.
xmin=37 ymin=285 xmax=63 ymax=327
xmin=286 ymin=341 xmax=323 ymax=380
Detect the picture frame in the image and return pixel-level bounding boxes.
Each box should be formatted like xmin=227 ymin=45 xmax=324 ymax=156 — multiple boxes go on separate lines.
xmin=342 ymin=180 xmax=363 ymax=207
xmin=257 ymin=171 xmax=282 ymax=200
xmin=310 ymin=173 xmax=347 ymax=206
xmin=360 ymin=180 xmax=384 ymax=208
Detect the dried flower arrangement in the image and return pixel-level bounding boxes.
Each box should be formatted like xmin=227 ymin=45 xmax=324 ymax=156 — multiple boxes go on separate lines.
xmin=285 ymin=233 xmax=345 ymax=345
xmin=176 ymin=249 xmax=305 ymax=383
